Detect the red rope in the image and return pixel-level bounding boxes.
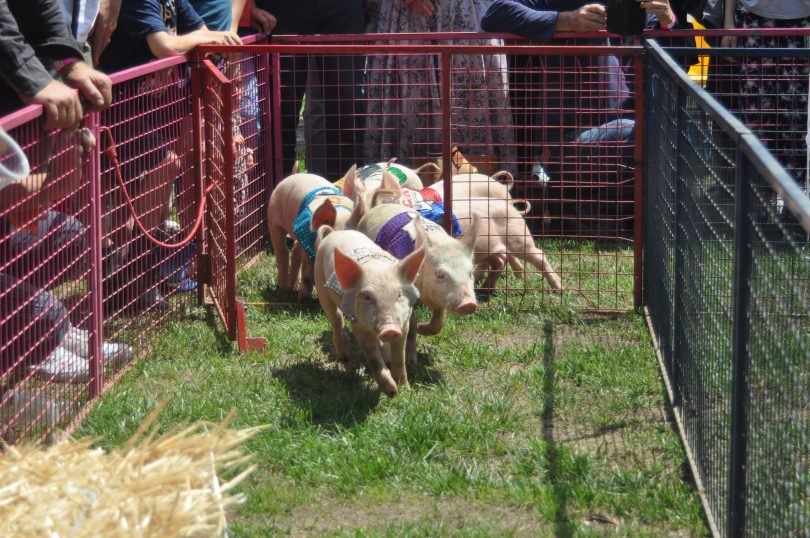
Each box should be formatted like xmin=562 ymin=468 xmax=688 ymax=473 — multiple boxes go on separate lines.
xmin=100 ymin=126 xmax=216 ymax=249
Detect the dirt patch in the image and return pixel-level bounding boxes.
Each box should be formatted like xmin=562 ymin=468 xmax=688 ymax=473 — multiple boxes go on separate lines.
xmin=287 ymin=493 xmax=550 ymax=537
xmin=551 ymin=406 xmax=673 ymax=468
xmin=458 ymin=319 xmax=548 ymax=351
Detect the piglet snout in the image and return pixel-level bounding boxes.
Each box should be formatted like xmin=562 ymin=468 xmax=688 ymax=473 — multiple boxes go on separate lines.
xmin=377 ymin=324 xmax=402 ymax=342
xmin=455 ymin=300 xmax=478 ymax=316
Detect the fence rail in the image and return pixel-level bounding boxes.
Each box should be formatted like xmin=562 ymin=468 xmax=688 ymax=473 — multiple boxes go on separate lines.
xmin=644 ymin=39 xmax=809 ymax=538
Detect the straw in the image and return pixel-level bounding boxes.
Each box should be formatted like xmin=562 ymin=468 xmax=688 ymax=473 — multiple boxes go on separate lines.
xmin=0 ymin=402 xmax=263 ymax=537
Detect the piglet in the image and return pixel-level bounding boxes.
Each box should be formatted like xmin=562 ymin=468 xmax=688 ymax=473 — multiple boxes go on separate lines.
xmin=356 ymin=203 xmax=480 ymax=346
xmin=430 ymin=171 xmax=531 ymax=215
xmin=267 ymin=167 xmax=357 ymax=300
xmin=314 ymin=227 xmax=426 ymax=396
xmin=454 ymin=197 xmax=562 ymax=291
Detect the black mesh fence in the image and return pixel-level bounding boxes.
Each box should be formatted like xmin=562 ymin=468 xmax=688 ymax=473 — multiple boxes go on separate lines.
xmin=644 ymin=41 xmax=810 ymax=537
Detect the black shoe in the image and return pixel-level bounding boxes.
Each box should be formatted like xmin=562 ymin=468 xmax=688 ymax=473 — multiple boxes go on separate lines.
xmin=137 ymin=288 xmax=171 ymax=314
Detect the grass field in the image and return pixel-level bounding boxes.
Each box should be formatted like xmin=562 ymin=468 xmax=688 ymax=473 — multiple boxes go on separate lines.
xmin=77 ymin=249 xmax=707 ymax=536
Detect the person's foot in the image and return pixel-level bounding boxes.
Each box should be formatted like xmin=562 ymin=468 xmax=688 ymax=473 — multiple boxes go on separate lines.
xmin=31 ymin=346 xmax=88 ymax=384
xmin=138 ymin=288 xmax=171 ymax=313
xmin=60 ymin=326 xmax=133 ymax=366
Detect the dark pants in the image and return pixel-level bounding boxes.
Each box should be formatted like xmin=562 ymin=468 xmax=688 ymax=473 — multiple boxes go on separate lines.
xmin=0 ymin=211 xmax=87 ymax=290
xmin=258 ymin=0 xmax=366 ymax=179
xmin=0 ymin=272 xmax=69 ymax=385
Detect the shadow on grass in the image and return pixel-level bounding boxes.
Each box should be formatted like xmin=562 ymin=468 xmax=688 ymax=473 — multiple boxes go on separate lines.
xmin=315 ymin=329 xmax=446 ymax=388
xmin=543 ymin=320 xmax=576 ymax=537
xmin=273 ymin=359 xmax=381 ymax=431
xmin=205 ymin=305 xmax=237 ymax=354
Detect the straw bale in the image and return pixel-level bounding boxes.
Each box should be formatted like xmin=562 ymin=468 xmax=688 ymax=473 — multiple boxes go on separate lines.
xmin=0 ymin=403 xmax=263 ymax=537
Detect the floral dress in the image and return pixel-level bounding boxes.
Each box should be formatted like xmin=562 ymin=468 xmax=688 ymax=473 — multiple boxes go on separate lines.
xmin=364 ymin=0 xmax=515 ymax=172
xmin=734 ymin=5 xmax=810 ymax=189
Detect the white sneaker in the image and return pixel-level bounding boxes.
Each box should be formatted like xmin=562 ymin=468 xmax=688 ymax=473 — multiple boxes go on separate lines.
xmin=60 ymin=326 xmax=133 ymax=366
xmin=531 ymin=163 xmax=551 ymax=183
xmin=31 ymin=346 xmax=89 ymax=384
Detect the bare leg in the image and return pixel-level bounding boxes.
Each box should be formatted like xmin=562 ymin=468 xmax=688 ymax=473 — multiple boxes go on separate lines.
xmin=522 ymin=247 xmax=562 ymax=290
xmin=268 ymin=224 xmax=290 ymax=289
xmin=288 ymin=241 xmax=303 ymax=289
xmin=406 ymin=315 xmax=418 ymax=366
xmin=417 ymin=307 xmax=446 ymax=336
xmin=388 ymin=332 xmax=410 ymax=390
xmin=356 ymin=330 xmax=398 ymax=396
xmin=317 ymin=289 xmax=351 ymax=364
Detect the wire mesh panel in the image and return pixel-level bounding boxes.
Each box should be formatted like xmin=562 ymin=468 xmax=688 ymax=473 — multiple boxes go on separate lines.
xmin=215 ymin=44 xmax=272 ymax=266
xmin=99 ymin=58 xmax=198 ymax=378
xmin=644 ymin=41 xmax=810 ymax=537
xmin=222 ymin=37 xmax=642 ymax=312
xmin=202 ymin=60 xmax=237 ymax=340
xmin=0 ymin=109 xmax=97 ymax=443
xmin=738 ymin=139 xmax=810 ymax=538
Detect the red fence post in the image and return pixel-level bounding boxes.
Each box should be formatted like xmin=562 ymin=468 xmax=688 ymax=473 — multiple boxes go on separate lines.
xmin=191 ymin=54 xmax=207 ymax=305
xmin=270 ymin=53 xmax=284 ymax=183
xmin=440 ymin=51 xmax=453 ymax=236
xmin=221 ymin=76 xmax=238 ymax=341
xmin=85 ymin=112 xmax=104 ymax=397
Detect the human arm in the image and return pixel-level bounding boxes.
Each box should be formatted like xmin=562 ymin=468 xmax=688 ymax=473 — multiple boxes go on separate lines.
xmin=145 ymin=28 xmax=241 ymax=58
xmin=721 ymin=0 xmax=737 ymax=47
xmin=555 ymin=4 xmax=607 ymax=32
xmin=250 ymin=7 xmax=277 ymax=34
xmin=638 ymin=0 xmax=676 ymax=28
xmin=0 ymin=0 xmax=83 ymax=98
xmin=231 ymin=0 xmax=250 ymax=33
xmin=480 ymin=0 xmax=585 ymax=42
xmin=90 ymin=0 xmax=122 ymax=66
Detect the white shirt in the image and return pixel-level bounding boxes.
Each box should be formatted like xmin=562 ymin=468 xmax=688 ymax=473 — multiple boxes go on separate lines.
xmin=59 ymin=0 xmax=101 ymax=44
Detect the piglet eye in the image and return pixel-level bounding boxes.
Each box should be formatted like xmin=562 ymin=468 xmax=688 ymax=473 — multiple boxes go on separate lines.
xmin=435 ymin=271 xmax=447 ymax=280
xmin=361 ymin=291 xmax=373 ymax=302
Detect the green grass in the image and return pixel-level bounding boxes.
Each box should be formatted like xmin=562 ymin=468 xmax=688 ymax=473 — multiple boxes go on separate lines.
xmin=76 ymin=250 xmax=707 ymax=537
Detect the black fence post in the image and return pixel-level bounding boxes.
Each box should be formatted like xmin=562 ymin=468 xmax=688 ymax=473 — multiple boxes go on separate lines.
xmin=728 ymin=143 xmax=753 ymax=538
xmin=671 ymin=86 xmax=686 ymax=408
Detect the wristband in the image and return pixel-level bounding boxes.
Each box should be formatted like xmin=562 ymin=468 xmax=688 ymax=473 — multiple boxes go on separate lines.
xmin=51 ymin=57 xmax=80 ymax=74
xmin=662 ymin=11 xmax=678 ymax=30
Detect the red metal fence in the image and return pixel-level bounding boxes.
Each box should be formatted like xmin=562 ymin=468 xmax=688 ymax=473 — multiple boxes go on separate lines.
xmin=224 ymin=36 xmax=644 ymax=313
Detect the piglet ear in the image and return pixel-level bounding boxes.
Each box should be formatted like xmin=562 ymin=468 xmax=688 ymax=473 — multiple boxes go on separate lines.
xmin=412 ymin=214 xmax=430 ymax=248
xmin=334 ymin=248 xmax=363 ymax=289
xmin=342 ymin=165 xmax=358 ymax=198
xmin=311 ymin=198 xmax=337 ymax=231
xmin=462 ymin=211 xmax=481 ymax=253
xmin=398 ymin=245 xmax=426 ymax=284
xmin=345 ymin=193 xmax=366 ymax=230
xmin=381 ymin=169 xmax=402 ymax=193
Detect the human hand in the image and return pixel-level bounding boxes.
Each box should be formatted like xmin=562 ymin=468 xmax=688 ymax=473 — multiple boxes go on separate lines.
xmin=205 ymin=30 xmax=243 ymax=45
xmin=61 ymin=60 xmax=113 ymax=112
xmin=90 ymin=0 xmax=122 ymax=66
xmin=557 ymin=4 xmax=607 ymax=32
xmin=404 ymin=0 xmax=434 ymax=17
xmin=20 ymin=80 xmax=83 ymax=130
xmin=251 ymin=8 xmax=277 ymax=34
xmin=637 ymin=0 xmax=675 ymax=28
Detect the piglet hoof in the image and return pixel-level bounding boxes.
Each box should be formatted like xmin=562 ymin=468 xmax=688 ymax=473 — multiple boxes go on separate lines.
xmin=416 ymin=323 xmax=440 ymax=336
xmin=547 ymin=273 xmax=563 ymax=292
xmin=377 ymin=370 xmax=398 ymax=397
